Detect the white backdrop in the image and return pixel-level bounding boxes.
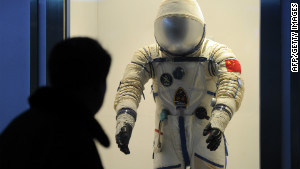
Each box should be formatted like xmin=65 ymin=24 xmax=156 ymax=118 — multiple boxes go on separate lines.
xmin=70 ymin=0 xmax=260 ymax=168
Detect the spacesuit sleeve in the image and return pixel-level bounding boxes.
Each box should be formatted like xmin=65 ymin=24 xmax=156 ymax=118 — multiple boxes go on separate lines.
xmin=114 ymin=47 xmax=152 ymax=113
xmin=209 ymin=42 xmax=245 ymax=132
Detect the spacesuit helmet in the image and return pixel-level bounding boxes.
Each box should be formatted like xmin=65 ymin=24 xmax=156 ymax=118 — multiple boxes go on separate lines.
xmin=154 ymin=0 xmax=206 ymax=56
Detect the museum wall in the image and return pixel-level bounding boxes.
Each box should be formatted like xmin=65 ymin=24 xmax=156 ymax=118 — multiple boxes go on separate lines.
xmin=70 ymin=0 xmax=260 ymax=168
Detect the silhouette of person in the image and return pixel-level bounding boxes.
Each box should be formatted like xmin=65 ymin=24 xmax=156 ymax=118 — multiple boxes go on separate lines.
xmin=0 ymin=37 xmax=111 ymax=169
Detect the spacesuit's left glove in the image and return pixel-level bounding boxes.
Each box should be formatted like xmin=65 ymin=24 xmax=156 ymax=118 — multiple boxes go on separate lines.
xmin=203 ymin=104 xmax=232 ymax=151
xmin=115 ymin=108 xmax=136 ymax=155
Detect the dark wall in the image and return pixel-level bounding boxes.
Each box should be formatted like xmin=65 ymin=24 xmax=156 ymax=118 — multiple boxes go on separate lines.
xmin=261 ymin=0 xmax=300 ymax=168
xmin=0 ymin=0 xmax=65 ymax=133
xmin=0 ymin=0 xmax=31 ymax=132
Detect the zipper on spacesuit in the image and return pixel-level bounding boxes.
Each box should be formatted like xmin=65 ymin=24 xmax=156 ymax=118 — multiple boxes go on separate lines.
xmin=178 ymin=116 xmax=190 ymax=167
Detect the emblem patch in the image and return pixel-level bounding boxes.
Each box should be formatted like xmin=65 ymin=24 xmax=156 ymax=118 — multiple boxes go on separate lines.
xmin=225 ymin=59 xmax=241 ymax=73
xmin=173 ymin=67 xmax=185 ymax=80
xmin=174 ymin=87 xmax=189 ymax=107
xmin=160 ymin=73 xmax=173 ymax=87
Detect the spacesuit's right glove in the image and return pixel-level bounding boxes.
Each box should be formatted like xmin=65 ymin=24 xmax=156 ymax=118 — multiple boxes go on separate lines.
xmin=115 ymin=108 xmax=136 ymax=155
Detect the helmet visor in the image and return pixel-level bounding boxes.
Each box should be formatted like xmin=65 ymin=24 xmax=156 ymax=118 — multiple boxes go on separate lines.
xmin=155 ymin=15 xmax=205 ymax=56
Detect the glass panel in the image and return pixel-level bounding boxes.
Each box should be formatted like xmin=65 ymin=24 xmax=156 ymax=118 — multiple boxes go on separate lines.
xmin=70 ymin=1 xmax=260 ymax=169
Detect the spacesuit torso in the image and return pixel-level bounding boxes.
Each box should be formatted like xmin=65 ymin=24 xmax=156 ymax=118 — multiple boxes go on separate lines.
xmin=152 ymin=55 xmax=209 ymax=116
xmin=126 ymin=41 xmax=229 ymax=169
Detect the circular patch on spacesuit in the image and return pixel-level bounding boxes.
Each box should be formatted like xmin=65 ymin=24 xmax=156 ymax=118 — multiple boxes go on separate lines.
xmin=173 ymin=67 xmax=185 ymax=80
xmin=195 ymin=107 xmax=209 ymax=120
xmin=160 ymin=73 xmax=173 ymax=87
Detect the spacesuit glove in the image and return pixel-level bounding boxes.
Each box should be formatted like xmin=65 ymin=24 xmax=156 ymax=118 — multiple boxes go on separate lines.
xmin=116 ymin=123 xmax=133 ymax=154
xmin=203 ymin=108 xmax=231 ymax=151
xmin=203 ymin=123 xmax=222 ymax=151
xmin=115 ymin=108 xmax=136 ymax=155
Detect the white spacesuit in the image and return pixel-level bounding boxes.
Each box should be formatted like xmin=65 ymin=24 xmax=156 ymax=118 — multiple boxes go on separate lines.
xmin=114 ymin=0 xmax=244 ymax=169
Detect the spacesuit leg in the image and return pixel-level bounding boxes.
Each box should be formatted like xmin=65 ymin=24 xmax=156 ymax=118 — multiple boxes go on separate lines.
xmin=191 ymin=116 xmax=227 ymax=169
xmin=153 ymin=115 xmax=185 ymax=169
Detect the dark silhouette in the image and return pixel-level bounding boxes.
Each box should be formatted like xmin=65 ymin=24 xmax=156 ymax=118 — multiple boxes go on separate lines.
xmin=0 ymin=37 xmax=111 ymax=169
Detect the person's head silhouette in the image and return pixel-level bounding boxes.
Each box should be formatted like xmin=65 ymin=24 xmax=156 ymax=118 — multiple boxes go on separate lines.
xmin=49 ymin=37 xmax=111 ymax=114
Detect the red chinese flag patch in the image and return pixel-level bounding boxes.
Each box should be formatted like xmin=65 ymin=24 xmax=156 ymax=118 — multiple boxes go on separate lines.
xmin=225 ymin=59 xmax=241 ymax=73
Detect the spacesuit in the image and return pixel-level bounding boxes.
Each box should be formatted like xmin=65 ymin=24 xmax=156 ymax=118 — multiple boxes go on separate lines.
xmin=114 ymin=0 xmax=244 ymax=169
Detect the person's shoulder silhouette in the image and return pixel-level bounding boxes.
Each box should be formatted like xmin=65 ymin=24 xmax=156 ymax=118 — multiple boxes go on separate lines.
xmin=0 ymin=37 xmax=111 ymax=169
